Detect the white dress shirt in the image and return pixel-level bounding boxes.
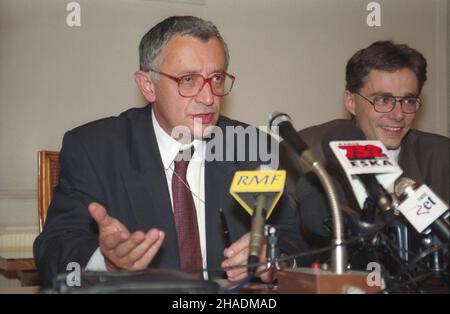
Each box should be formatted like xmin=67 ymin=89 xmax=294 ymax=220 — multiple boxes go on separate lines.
xmin=386 ymin=147 xmax=401 ymax=162
xmin=86 ymin=109 xmax=208 ymax=279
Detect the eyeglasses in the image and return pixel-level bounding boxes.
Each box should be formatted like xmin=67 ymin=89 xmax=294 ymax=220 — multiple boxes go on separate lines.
xmin=149 ymin=69 xmax=235 ymax=97
xmin=355 ymin=93 xmax=422 ymax=114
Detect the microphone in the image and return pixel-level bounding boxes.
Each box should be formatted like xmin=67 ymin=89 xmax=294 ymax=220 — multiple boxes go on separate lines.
xmin=357 ymin=174 xmax=395 ymax=213
xmin=248 ymin=194 xmax=268 ymax=269
xmin=270 ymin=116 xmax=387 ymax=293
xmin=321 ymin=128 xmax=410 ymax=253
xmin=394 ymin=177 xmax=449 ymax=243
xmin=269 ymin=112 xmax=347 ymax=274
xmin=325 ymin=135 xmax=402 ymax=215
xmin=269 ymin=112 xmax=318 ymax=169
xmin=326 ymin=140 xmax=405 ymax=241
xmin=316 ymin=120 xmax=402 ymax=216
xmin=229 ymin=168 xmax=286 ymax=277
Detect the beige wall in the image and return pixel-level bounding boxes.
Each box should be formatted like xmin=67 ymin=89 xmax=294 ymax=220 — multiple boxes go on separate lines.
xmin=0 ymin=0 xmax=448 ymax=233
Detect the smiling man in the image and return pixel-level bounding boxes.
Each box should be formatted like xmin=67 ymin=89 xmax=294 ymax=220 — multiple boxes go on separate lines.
xmin=344 ymin=68 xmax=420 ymax=150
xmin=280 ymin=41 xmax=449 ymax=271
xmin=34 ymin=16 xmax=307 ymax=287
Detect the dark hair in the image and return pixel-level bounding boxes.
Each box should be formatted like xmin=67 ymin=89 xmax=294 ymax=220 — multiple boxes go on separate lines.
xmin=345 ymin=41 xmax=427 ymax=93
xmin=139 ymin=16 xmax=229 ymax=74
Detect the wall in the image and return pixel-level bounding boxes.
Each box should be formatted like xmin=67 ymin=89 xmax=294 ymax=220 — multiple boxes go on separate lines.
xmin=0 ymin=0 xmax=448 ymax=234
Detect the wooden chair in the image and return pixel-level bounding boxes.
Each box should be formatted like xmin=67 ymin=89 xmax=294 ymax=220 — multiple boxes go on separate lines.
xmin=37 ymin=151 xmax=60 ymax=233
xmin=0 ymin=151 xmax=59 ymax=287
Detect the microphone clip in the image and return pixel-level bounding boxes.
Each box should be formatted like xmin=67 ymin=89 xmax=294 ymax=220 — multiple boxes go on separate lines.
xmin=264 ymin=224 xmax=281 ymax=271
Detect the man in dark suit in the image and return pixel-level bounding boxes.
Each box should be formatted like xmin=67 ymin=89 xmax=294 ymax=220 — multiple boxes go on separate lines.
xmin=34 ymin=16 xmax=306 ymax=286
xmin=281 ymin=41 xmax=449 ymax=271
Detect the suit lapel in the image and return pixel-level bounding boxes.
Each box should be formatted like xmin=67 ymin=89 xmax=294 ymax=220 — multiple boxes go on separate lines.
xmin=121 ymin=106 xmax=179 ymax=268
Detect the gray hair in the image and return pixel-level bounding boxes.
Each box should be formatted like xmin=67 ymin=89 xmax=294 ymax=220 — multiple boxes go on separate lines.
xmin=139 ymin=16 xmax=230 ymax=79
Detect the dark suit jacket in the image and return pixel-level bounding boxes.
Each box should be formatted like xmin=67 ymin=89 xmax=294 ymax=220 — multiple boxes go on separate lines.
xmin=280 ymin=118 xmax=449 ymax=241
xmin=34 ymin=106 xmax=307 ymax=285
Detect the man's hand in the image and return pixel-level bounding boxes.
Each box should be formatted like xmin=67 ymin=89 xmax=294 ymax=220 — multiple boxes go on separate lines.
xmin=220 ymin=232 xmax=273 ymax=283
xmin=88 ymin=202 xmax=165 ymax=271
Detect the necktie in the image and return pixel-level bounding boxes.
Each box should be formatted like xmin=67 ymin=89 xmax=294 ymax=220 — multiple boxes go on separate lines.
xmin=172 ymin=147 xmax=203 ymax=278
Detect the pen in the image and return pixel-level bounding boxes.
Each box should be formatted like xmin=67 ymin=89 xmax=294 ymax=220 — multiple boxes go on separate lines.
xmin=219 ymin=208 xmax=231 ymax=248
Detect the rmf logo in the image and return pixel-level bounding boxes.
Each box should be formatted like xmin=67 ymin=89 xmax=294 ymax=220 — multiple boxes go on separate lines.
xmin=235 ymin=173 xmax=283 ymax=186
xmin=339 ymin=144 xmax=386 ymax=160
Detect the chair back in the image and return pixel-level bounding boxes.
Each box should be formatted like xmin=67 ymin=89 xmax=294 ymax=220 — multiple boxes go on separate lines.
xmin=38 ymin=151 xmax=60 ymax=232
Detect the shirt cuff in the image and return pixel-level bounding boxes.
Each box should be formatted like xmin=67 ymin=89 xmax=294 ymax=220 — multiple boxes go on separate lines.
xmin=85 ymin=247 xmax=107 ymax=271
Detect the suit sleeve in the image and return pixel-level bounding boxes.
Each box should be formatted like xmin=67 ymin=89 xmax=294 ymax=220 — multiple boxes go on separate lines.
xmin=33 ymin=130 xmax=105 ymax=286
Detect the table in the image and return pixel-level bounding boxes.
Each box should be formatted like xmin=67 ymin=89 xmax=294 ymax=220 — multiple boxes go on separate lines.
xmin=0 ymin=248 xmax=39 ymax=286
xmin=0 ymin=248 xmax=35 ymax=271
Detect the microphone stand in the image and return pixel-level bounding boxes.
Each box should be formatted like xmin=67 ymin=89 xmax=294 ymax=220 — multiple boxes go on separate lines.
xmin=421 ymin=234 xmax=449 ymax=290
xmin=270 ymin=112 xmax=347 ymax=274
xmin=277 ymin=151 xmax=382 ymax=293
xmin=270 ymin=113 xmax=382 ymax=293
xmin=293 ymin=150 xmax=347 ymax=274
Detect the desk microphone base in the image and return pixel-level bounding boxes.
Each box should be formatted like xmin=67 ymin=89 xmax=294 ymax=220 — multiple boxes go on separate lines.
xmin=277 ymin=268 xmax=381 ymax=294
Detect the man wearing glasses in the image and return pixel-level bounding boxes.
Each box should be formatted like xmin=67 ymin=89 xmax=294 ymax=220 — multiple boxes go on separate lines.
xmin=34 ymin=16 xmax=306 ymax=286
xmin=281 ymin=40 xmax=449 ymax=267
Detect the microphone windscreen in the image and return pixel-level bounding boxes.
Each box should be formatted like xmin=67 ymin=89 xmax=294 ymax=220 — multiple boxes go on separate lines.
xmin=270 ymin=112 xmax=309 ymax=155
xmin=394 ymin=177 xmax=417 ymax=198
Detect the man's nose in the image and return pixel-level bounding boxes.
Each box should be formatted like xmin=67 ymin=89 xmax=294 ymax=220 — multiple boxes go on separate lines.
xmin=388 ymin=100 xmax=405 ymax=121
xmin=195 ymin=81 xmax=214 ymax=105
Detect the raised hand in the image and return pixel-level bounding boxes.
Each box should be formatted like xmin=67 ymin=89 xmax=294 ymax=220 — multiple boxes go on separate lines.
xmin=88 ymin=202 xmax=165 ymax=271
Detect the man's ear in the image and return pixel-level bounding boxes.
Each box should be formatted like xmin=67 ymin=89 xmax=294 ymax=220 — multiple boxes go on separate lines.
xmin=343 ymin=90 xmax=356 ymax=115
xmin=134 ymin=70 xmax=156 ymax=103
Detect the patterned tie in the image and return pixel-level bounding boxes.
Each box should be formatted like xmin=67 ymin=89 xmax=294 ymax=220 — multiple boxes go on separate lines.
xmin=172 ymin=147 xmax=203 ymax=278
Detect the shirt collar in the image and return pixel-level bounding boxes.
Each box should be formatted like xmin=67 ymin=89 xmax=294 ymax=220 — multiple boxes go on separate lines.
xmin=152 ymin=108 xmax=204 ymax=170
xmin=387 ymin=146 xmax=401 ymax=163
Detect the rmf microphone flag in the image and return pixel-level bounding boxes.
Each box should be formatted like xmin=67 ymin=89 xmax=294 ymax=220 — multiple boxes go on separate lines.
xmin=230 ymin=169 xmax=286 ymax=219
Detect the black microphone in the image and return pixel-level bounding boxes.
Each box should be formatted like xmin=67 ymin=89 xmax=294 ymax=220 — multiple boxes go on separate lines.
xmin=270 ymin=112 xmax=348 ymax=274
xmin=357 ymin=174 xmax=395 ymax=213
xmin=269 ymin=112 xmax=310 ymax=156
xmin=394 ymin=177 xmax=449 ymax=243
